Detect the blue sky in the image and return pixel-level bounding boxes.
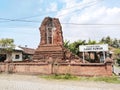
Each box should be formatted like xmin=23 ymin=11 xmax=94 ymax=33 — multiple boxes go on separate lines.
xmin=0 ymin=0 xmax=120 ymax=48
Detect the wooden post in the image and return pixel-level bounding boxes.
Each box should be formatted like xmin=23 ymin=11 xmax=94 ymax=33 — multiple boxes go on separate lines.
xmin=103 ymin=51 xmax=105 ymax=62
xmin=83 ymin=52 xmax=85 ymax=63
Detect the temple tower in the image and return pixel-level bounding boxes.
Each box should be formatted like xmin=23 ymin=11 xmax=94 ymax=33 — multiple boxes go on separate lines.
xmin=33 ymin=17 xmax=65 ymax=61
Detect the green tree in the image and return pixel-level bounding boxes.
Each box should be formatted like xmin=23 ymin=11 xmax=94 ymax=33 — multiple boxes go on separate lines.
xmin=118 ymin=40 xmax=120 ymax=48
xmin=106 ymin=36 xmax=111 ymax=43
xmin=114 ymin=48 xmax=120 ymax=57
xmin=100 ymin=37 xmax=105 ymax=43
xmin=0 ymin=38 xmax=15 ymax=62
xmin=88 ymin=39 xmax=97 ymax=45
xmin=112 ymin=38 xmax=120 ymax=48
xmin=100 ymin=36 xmax=112 ymax=45
xmin=64 ymin=40 xmax=70 ymax=49
xmin=68 ymin=40 xmax=86 ymax=55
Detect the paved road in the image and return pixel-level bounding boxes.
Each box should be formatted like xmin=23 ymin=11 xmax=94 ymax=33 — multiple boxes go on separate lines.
xmin=0 ymin=74 xmax=120 ymax=90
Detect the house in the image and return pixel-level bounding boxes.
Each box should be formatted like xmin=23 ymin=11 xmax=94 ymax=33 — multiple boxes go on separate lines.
xmin=0 ymin=46 xmax=23 ymax=62
xmin=0 ymin=46 xmax=35 ymax=62
xmin=11 ymin=46 xmax=23 ymax=61
xmin=19 ymin=46 xmax=35 ymax=61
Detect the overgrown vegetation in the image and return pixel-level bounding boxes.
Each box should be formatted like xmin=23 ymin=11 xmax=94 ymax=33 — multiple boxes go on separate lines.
xmin=117 ymin=58 xmax=120 ymax=65
xmin=64 ymin=36 xmax=120 ymax=64
xmin=40 ymin=74 xmax=120 ymax=83
xmin=114 ymin=49 xmax=120 ymax=65
xmin=64 ymin=36 xmax=120 ymax=55
xmin=100 ymin=36 xmax=120 ymax=48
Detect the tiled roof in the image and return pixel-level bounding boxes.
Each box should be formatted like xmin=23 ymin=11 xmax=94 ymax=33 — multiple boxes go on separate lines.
xmin=19 ymin=46 xmax=35 ymax=55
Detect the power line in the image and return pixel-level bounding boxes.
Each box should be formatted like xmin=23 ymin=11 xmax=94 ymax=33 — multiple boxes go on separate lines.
xmin=0 ymin=18 xmax=120 ymax=25
xmin=0 ymin=18 xmax=39 ymax=23
xmin=16 ymin=0 xmax=99 ymax=20
xmin=61 ymin=23 xmax=120 ymax=25
xmin=0 ymin=0 xmax=119 ymax=26
xmin=0 ymin=0 xmax=100 ymax=23
xmin=57 ymin=1 xmax=99 ymax=17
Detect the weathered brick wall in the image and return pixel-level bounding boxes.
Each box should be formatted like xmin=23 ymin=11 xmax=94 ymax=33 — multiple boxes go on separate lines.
xmin=53 ymin=63 xmax=112 ymax=76
xmin=0 ymin=63 xmax=52 ymax=74
xmin=0 ymin=62 xmax=112 ymax=76
xmin=0 ymin=63 xmax=6 ymax=72
xmin=12 ymin=63 xmax=52 ymax=74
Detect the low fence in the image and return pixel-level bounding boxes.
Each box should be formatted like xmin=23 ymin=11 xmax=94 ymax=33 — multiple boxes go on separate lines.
xmin=0 ymin=61 xmax=112 ymax=76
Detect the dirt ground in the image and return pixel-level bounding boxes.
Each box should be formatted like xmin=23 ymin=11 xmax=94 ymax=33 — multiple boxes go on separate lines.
xmin=0 ymin=73 xmax=120 ymax=90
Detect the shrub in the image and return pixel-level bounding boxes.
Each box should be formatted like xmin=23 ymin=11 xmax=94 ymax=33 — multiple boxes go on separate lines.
xmin=116 ymin=58 xmax=120 ymax=65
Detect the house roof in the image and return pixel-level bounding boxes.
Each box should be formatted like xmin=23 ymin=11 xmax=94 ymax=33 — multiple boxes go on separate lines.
xmin=19 ymin=46 xmax=35 ymax=55
xmin=14 ymin=46 xmax=23 ymax=51
xmin=0 ymin=46 xmax=23 ymax=51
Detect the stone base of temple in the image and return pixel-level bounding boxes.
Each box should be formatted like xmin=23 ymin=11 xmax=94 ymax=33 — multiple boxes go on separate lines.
xmin=33 ymin=44 xmax=83 ymax=64
xmin=33 ymin=44 xmax=65 ymax=61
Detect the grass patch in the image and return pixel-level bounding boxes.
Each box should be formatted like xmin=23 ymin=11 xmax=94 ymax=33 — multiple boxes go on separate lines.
xmin=40 ymin=74 xmax=120 ymax=83
xmin=40 ymin=74 xmax=79 ymax=80
xmin=92 ymin=76 xmax=120 ymax=83
xmin=79 ymin=76 xmax=120 ymax=83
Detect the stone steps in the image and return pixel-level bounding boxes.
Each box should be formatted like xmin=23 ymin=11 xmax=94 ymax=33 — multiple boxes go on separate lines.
xmin=36 ymin=45 xmax=63 ymax=51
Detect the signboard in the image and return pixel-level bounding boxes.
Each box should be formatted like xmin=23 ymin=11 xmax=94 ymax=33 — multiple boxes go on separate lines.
xmin=79 ymin=44 xmax=108 ymax=52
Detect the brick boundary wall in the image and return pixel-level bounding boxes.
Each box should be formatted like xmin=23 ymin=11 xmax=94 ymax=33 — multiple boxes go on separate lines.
xmin=0 ymin=61 xmax=112 ymax=76
xmin=0 ymin=63 xmax=6 ymax=72
xmin=53 ymin=63 xmax=112 ymax=76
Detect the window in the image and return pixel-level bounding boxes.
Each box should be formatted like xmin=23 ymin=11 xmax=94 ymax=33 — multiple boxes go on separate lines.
xmin=15 ymin=55 xmax=20 ymax=59
xmin=46 ymin=27 xmax=53 ymax=44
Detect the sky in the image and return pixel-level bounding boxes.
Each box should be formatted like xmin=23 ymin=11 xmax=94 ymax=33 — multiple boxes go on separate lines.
xmin=0 ymin=0 xmax=120 ymax=48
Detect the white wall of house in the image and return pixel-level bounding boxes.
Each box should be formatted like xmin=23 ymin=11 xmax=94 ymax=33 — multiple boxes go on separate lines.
xmin=12 ymin=52 xmax=23 ymax=61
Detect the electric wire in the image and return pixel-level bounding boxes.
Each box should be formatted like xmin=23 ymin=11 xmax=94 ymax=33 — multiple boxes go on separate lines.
xmin=13 ymin=0 xmax=100 ymax=20
xmin=0 ymin=0 xmax=101 ymax=23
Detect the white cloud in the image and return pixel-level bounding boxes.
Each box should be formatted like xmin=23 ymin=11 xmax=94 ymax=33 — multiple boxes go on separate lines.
xmin=60 ymin=0 xmax=76 ymax=8
xmin=56 ymin=0 xmax=120 ymax=42
xmin=57 ymin=0 xmax=100 ymax=21
xmin=46 ymin=2 xmax=58 ymax=12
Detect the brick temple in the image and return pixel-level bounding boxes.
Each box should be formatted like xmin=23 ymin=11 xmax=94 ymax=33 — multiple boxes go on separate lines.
xmin=33 ymin=17 xmax=65 ymax=61
xmin=33 ymin=17 xmax=80 ymax=62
